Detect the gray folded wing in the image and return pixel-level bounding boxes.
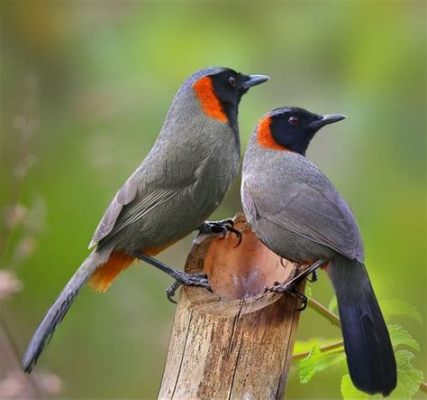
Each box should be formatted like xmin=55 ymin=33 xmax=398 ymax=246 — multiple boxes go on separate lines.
xmin=88 ymin=147 xmax=207 ymax=249
xmin=89 ymin=174 xmax=139 ymax=248
xmin=243 ymin=175 xmax=364 ymax=262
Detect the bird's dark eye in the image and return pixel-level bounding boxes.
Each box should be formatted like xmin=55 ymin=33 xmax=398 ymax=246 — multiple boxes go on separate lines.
xmin=288 ymin=116 xmax=300 ymax=127
xmin=228 ymin=76 xmax=236 ymax=87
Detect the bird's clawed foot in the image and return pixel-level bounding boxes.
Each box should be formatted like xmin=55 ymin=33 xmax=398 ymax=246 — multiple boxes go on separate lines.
xmin=265 ymin=259 xmax=327 ymax=311
xmin=266 ymin=282 xmax=308 ymax=311
xmin=166 ymin=271 xmax=211 ymax=303
xmin=307 ymin=270 xmax=318 ymax=282
xmin=134 ymin=252 xmax=212 ymax=303
xmin=198 ymin=218 xmax=242 ymax=246
xmin=292 ymin=288 xmax=308 ymax=311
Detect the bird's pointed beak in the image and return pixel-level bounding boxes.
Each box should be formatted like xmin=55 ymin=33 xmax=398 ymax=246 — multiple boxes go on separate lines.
xmin=309 ymin=114 xmax=346 ymax=130
xmin=241 ymin=74 xmax=270 ymax=89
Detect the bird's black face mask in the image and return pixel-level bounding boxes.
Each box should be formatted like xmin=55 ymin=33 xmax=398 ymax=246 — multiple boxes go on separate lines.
xmin=209 ymin=69 xmax=269 ymax=131
xmin=269 ymin=107 xmax=345 ymax=155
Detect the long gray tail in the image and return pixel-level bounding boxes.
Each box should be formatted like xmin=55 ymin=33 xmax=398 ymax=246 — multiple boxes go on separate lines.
xmin=22 ymin=250 xmax=110 ymax=372
xmin=328 ymin=256 xmax=397 ymax=396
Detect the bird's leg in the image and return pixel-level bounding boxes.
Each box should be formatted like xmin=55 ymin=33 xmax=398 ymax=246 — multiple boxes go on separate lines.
xmin=134 ymin=252 xmax=212 ymax=303
xmin=266 ymin=259 xmax=327 ymax=311
xmin=198 ymin=218 xmax=242 ymax=246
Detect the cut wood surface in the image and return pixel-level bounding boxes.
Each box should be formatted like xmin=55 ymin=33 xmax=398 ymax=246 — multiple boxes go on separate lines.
xmin=159 ymin=214 xmax=305 ymax=400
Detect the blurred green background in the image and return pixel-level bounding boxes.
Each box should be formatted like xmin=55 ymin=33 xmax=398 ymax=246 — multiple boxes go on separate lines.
xmin=0 ymin=1 xmax=425 ymax=399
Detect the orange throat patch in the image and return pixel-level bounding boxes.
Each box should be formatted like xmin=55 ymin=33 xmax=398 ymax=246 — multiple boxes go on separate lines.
xmin=193 ymin=76 xmax=228 ymax=123
xmin=257 ymin=116 xmax=286 ymax=151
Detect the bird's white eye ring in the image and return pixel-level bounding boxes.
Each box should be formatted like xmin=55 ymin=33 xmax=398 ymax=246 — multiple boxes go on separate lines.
xmin=288 ymin=116 xmax=300 ymax=127
xmin=229 ymin=76 xmax=236 ymax=87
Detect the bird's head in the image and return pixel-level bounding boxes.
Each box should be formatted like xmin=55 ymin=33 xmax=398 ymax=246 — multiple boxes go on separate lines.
xmin=191 ymin=67 xmax=270 ymax=125
xmin=257 ymin=107 xmax=346 ymax=155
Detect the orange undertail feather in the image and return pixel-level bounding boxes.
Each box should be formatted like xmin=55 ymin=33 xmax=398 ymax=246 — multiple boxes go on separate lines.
xmin=88 ymin=241 xmax=178 ymax=292
xmin=89 ymin=251 xmax=135 ymax=292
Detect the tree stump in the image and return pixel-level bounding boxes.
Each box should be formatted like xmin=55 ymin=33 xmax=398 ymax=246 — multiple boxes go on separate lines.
xmin=159 ymin=214 xmax=304 ymax=400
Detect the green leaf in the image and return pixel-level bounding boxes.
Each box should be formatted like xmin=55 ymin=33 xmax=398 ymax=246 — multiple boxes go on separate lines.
xmin=341 ymin=374 xmax=369 ymax=400
xmin=299 ymin=344 xmax=346 ymax=384
xmin=381 ymin=299 xmax=423 ymax=323
xmin=340 ymin=350 xmax=423 ymax=400
xmin=328 ymin=295 xmax=337 ymax=312
xmin=388 ymin=350 xmax=424 ymax=399
xmin=388 ymin=324 xmax=420 ymax=351
xmin=294 ymin=338 xmax=322 ymax=354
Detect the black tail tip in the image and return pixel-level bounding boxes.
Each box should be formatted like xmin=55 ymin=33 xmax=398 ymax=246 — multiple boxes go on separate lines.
xmin=354 ymin=384 xmax=396 ymax=397
xmin=23 ymin=365 xmax=33 ymax=374
xmin=352 ymin=370 xmax=397 ymax=397
xmin=22 ymin=352 xmax=38 ymax=374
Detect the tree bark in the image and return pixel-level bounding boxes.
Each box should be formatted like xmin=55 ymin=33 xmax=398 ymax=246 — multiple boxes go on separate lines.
xmin=159 ymin=214 xmax=304 ymax=400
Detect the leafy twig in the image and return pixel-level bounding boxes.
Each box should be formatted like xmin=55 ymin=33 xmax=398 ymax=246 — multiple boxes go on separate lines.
xmin=292 ymin=340 xmax=344 ymax=361
xmin=307 ymin=297 xmax=340 ymax=328
xmin=302 ymin=296 xmax=425 ymax=398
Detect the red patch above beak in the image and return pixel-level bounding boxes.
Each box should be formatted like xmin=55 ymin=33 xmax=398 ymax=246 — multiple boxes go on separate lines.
xmin=257 ymin=116 xmax=286 ymax=150
xmin=193 ymin=76 xmax=228 ymax=123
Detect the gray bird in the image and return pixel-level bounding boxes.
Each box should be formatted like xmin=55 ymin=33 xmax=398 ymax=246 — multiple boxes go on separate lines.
xmin=241 ymin=107 xmax=396 ymax=396
xmin=22 ymin=67 xmax=269 ymax=372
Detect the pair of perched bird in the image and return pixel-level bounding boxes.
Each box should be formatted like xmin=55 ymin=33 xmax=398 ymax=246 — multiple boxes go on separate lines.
xmin=22 ymin=67 xmax=396 ymax=396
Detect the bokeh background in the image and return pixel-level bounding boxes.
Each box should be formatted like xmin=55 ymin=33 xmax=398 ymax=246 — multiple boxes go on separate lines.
xmin=1 ymin=1 xmax=425 ymax=399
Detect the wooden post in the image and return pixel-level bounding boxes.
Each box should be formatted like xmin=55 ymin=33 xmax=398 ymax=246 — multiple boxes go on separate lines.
xmin=159 ymin=215 xmax=304 ymax=400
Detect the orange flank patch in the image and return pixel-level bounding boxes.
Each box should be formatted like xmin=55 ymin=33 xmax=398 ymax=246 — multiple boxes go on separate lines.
xmin=257 ymin=116 xmax=286 ymax=151
xmin=193 ymin=76 xmax=228 ymax=123
xmin=89 ymin=251 xmax=135 ymax=293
